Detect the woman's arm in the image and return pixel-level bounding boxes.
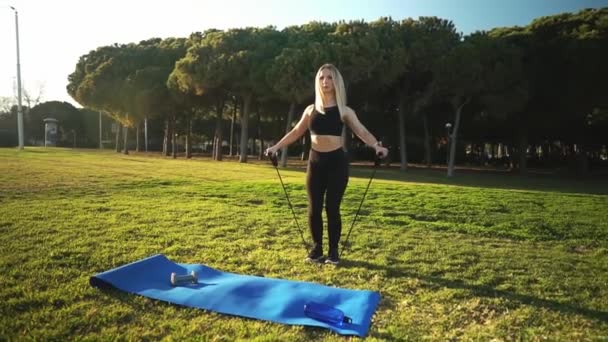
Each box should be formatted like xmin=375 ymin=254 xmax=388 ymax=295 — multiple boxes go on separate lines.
xmin=344 ymin=107 xmax=389 ymax=157
xmin=266 ymin=105 xmax=313 ymax=154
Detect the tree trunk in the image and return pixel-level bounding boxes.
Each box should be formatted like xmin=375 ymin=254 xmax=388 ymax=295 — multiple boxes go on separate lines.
xmin=280 ymin=102 xmax=296 ymax=167
xmin=422 ymin=112 xmax=431 ymax=167
xmin=251 ymin=107 xmax=257 ymax=157
xmin=122 ymin=123 xmax=129 ymax=155
xmin=239 ymin=93 xmax=252 ymax=163
xmin=257 ymin=108 xmax=263 ymax=160
xmin=144 ymin=116 xmax=148 ymax=152
xmin=397 ymin=97 xmax=408 ymax=171
xmin=211 ymin=134 xmax=216 ymax=159
xmin=171 ymin=116 xmax=177 ymax=159
xmin=115 ymin=120 xmax=121 ymax=153
xmin=215 ymin=99 xmax=225 ymax=161
xmin=186 ymin=118 xmax=192 ymax=159
xmin=236 ymin=129 xmax=240 ymax=158
xmin=99 ymin=111 xmax=103 ymax=149
xmin=163 ymin=120 xmax=169 ymax=156
xmin=447 ymin=98 xmax=469 ymax=177
xmin=229 ymin=99 xmax=237 ymax=157
xmin=135 ymin=121 xmax=140 ymax=152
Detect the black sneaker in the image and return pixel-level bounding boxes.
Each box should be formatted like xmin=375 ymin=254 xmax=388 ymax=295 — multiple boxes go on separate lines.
xmin=305 ymin=246 xmax=324 ymax=263
xmin=325 ymin=249 xmax=339 ymax=265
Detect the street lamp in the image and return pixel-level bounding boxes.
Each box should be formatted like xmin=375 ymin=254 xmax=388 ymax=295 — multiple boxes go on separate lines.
xmin=9 ymin=5 xmax=24 ymax=149
xmin=445 ymin=122 xmax=452 ymax=166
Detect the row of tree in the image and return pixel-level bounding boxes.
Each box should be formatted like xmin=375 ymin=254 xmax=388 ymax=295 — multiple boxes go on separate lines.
xmin=0 ymin=100 xmax=115 ymax=148
xmin=14 ymin=8 xmax=608 ymax=175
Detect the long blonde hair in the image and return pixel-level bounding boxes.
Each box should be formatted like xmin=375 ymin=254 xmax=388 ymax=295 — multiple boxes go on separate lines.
xmin=314 ymin=64 xmax=347 ymax=120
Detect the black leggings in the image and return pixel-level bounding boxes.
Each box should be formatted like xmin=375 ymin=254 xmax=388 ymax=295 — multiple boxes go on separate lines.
xmin=306 ymin=148 xmax=349 ymax=251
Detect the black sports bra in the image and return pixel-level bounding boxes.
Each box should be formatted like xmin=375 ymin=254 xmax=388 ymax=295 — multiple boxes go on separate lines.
xmin=309 ymin=106 xmax=343 ymax=136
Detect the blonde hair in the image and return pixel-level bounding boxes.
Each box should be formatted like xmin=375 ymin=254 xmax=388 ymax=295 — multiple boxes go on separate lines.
xmin=314 ymin=64 xmax=347 ymax=120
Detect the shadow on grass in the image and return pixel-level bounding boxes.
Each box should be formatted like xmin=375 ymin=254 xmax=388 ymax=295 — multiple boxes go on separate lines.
xmin=270 ymin=159 xmax=608 ymax=195
xmin=349 ymin=164 xmax=608 ymax=196
xmin=341 ymin=259 xmax=608 ymax=323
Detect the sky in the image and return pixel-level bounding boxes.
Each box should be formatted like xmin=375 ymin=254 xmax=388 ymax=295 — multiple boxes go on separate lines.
xmin=1 ymin=0 xmax=607 ymax=107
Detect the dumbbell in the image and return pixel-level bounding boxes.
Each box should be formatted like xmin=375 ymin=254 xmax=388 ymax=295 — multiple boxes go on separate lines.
xmin=170 ymin=271 xmax=198 ymax=286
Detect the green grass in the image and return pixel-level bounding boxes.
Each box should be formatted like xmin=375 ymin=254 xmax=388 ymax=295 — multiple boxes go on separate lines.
xmin=1 ymin=147 xmax=607 ymax=341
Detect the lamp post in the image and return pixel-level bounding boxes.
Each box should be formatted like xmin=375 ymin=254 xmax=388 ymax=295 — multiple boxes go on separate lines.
xmin=9 ymin=6 xmax=24 ymax=149
xmin=445 ymin=122 xmax=452 ymax=167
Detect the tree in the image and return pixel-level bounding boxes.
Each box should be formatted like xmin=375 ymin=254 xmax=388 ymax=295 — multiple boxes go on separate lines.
xmin=67 ymin=44 xmax=133 ymax=152
xmin=268 ymin=22 xmax=333 ymax=166
xmin=489 ymin=8 xmax=608 ymax=174
xmin=131 ymin=38 xmax=189 ymax=155
xmin=434 ymin=32 xmax=526 ymax=177
xmin=171 ymin=30 xmax=232 ymax=160
xmin=27 ymin=101 xmax=82 ymax=146
xmin=68 ymin=38 xmax=189 ymax=155
xmin=229 ymin=27 xmax=286 ymax=162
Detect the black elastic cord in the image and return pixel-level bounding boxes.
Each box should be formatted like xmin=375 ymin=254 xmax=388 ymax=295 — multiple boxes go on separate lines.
xmin=269 ymin=153 xmax=310 ymax=250
xmin=340 ymin=154 xmax=381 ymax=259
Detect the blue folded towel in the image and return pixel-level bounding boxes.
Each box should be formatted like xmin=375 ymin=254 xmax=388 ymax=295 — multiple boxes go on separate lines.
xmin=90 ymin=254 xmax=380 ymax=337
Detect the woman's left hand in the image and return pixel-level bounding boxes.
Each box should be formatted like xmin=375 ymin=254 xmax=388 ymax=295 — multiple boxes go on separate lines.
xmin=375 ymin=145 xmax=389 ymax=159
xmin=265 ymin=145 xmax=279 ymax=156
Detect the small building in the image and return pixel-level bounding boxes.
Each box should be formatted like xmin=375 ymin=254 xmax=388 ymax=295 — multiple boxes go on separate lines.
xmin=43 ymin=118 xmax=58 ymax=147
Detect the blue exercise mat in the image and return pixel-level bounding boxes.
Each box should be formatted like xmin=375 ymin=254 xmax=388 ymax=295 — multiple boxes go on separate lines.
xmin=90 ymin=254 xmax=381 ymax=337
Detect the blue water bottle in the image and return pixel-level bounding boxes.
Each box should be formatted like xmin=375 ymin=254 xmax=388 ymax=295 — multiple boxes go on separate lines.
xmin=304 ymin=301 xmax=352 ymax=326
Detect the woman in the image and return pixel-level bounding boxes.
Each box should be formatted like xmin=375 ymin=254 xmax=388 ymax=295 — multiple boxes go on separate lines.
xmin=266 ymin=64 xmax=388 ymax=265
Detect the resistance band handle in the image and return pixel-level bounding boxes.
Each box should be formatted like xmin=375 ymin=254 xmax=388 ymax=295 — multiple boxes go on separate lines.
xmin=267 ymin=152 xmax=278 ymax=167
xmin=374 ymin=154 xmax=382 ymax=167
xmin=373 ymin=141 xmax=387 ymax=167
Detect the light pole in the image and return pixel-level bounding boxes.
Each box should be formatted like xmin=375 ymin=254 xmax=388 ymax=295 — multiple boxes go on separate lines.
xmin=445 ymin=122 xmax=452 ymax=167
xmin=9 ymin=6 xmax=24 ymax=149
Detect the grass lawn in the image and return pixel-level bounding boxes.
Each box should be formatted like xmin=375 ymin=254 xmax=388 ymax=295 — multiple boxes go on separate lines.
xmin=1 ymin=147 xmax=607 ymax=340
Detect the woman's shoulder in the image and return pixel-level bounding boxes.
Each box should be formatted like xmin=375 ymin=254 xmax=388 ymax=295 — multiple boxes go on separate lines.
xmin=342 ymin=105 xmax=356 ymax=116
xmin=305 ymin=104 xmax=315 ymax=115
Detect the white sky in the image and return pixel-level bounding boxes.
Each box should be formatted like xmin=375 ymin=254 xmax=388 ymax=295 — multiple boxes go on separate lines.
xmin=1 ymin=0 xmax=606 ymax=107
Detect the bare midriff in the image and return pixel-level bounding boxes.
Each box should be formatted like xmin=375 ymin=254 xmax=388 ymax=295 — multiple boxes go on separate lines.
xmin=310 ymin=134 xmax=343 ymax=152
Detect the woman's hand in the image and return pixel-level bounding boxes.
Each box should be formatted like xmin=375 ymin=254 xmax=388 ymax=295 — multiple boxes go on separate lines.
xmin=375 ymin=145 xmax=389 ymax=159
xmin=265 ymin=145 xmax=279 ymax=156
